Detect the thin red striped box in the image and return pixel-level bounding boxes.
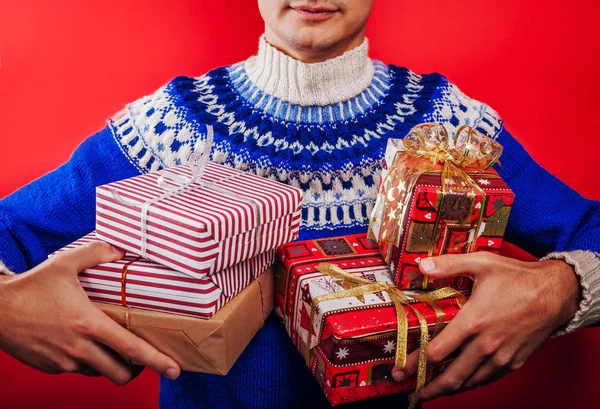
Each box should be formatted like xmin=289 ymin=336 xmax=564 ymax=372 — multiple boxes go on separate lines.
xmin=96 ymin=162 xmax=302 ymax=278
xmin=55 ymin=233 xmax=276 ymax=319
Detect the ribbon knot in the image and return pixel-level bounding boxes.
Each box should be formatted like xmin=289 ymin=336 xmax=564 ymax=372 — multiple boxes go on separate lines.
xmin=110 ymin=124 xmax=215 ymax=258
xmin=108 ymin=125 xmax=265 ymax=265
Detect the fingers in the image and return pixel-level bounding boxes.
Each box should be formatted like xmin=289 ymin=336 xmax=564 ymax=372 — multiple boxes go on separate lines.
xmin=463 ymin=346 xmax=526 ymax=390
xmin=463 ymin=361 xmax=508 ymax=390
xmin=88 ymin=310 xmax=181 ymax=380
xmin=419 ymin=252 xmax=500 ymax=279
xmin=53 ymin=240 xmax=125 ymax=274
xmin=392 ymin=305 xmax=474 ymax=382
xmin=76 ymin=343 xmax=138 ymax=385
xmin=75 ymin=364 xmax=103 ymax=377
xmin=417 ymin=340 xmax=485 ymax=400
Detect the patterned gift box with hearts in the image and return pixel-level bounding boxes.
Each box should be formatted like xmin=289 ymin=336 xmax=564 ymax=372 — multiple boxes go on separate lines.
xmin=384 ymin=169 xmax=514 ymax=291
xmin=369 ymin=126 xmax=515 ymax=291
xmin=275 ymin=234 xmax=464 ymax=406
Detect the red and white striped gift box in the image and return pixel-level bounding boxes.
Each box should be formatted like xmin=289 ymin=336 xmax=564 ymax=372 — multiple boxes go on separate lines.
xmin=96 ymin=162 xmax=302 ymax=278
xmin=56 ymin=233 xmax=276 ymax=319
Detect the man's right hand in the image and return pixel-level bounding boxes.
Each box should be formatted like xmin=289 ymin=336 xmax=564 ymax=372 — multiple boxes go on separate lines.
xmin=0 ymin=241 xmax=181 ymax=385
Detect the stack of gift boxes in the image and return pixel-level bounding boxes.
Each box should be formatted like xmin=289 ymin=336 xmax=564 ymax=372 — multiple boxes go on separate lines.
xmin=273 ymin=123 xmax=515 ymax=406
xmin=55 ymin=122 xmax=515 ymax=405
xmin=56 ymin=155 xmax=303 ymax=374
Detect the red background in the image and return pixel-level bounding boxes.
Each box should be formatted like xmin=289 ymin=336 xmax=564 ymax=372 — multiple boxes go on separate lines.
xmin=1 ymin=0 xmax=599 ymax=408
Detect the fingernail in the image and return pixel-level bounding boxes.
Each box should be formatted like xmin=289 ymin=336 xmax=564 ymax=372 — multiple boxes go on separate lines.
xmin=392 ymin=369 xmax=405 ymax=382
xmin=111 ymin=245 xmax=124 ymax=255
xmin=420 ymin=258 xmax=435 ymax=273
xmin=165 ymin=368 xmax=179 ymax=380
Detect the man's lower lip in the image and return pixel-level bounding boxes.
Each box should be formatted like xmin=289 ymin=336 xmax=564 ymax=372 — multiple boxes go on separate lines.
xmin=291 ymin=8 xmax=337 ymax=21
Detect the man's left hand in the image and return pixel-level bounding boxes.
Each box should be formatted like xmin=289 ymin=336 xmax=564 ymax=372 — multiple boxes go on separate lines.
xmin=391 ymin=251 xmax=581 ymax=400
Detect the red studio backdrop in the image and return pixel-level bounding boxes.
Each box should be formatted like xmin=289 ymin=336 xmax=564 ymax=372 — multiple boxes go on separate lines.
xmin=1 ymin=0 xmax=599 ymax=408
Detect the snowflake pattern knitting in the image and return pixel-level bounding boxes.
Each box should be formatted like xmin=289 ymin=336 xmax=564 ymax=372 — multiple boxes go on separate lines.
xmin=108 ymin=49 xmax=502 ymax=239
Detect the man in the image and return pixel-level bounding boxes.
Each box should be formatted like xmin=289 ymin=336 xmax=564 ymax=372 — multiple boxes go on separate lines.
xmin=1 ymin=1 xmax=599 ymax=408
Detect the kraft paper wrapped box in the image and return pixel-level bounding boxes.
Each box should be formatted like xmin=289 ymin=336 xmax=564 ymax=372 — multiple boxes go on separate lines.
xmin=275 ymin=233 xmax=466 ymax=406
xmin=369 ymin=123 xmax=515 ymax=291
xmin=96 ymin=266 xmax=274 ymax=374
xmin=57 ymin=233 xmax=275 ymax=319
xmin=96 ymin=158 xmax=302 ymax=279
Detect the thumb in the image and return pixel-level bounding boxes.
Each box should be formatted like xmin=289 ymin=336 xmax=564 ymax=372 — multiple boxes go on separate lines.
xmin=419 ymin=252 xmax=494 ymax=279
xmin=56 ymin=240 xmax=126 ymax=274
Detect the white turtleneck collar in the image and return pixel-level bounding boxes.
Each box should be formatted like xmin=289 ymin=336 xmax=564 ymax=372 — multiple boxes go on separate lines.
xmin=244 ymin=36 xmax=375 ymax=107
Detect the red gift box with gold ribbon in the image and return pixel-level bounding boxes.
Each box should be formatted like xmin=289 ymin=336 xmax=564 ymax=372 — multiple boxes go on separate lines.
xmin=275 ymin=233 xmax=466 ymax=406
xmin=369 ymin=124 xmax=515 ymax=290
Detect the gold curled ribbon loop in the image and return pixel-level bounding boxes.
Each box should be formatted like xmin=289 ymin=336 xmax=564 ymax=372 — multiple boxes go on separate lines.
xmin=307 ymin=262 xmax=465 ymax=409
xmin=371 ymin=123 xmax=503 ymax=289
xmin=453 ymin=124 xmax=503 ymax=170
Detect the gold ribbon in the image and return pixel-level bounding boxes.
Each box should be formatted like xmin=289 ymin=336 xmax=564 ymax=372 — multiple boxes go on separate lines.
xmin=370 ymin=123 xmax=503 ymax=288
xmin=121 ymin=256 xmax=142 ymax=306
xmin=309 ymin=262 xmax=465 ymax=409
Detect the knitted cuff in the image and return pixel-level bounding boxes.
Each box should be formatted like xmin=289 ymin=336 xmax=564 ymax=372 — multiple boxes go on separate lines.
xmin=0 ymin=259 xmax=15 ymax=276
xmin=541 ymin=251 xmax=600 ymax=336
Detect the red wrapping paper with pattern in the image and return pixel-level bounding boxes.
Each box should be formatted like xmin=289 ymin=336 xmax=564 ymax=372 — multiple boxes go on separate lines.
xmin=369 ymin=129 xmax=515 ymax=290
xmin=275 ymin=233 xmax=464 ymax=406
xmin=385 ymin=169 xmax=514 ymax=290
xmin=96 ymin=161 xmax=302 ymax=279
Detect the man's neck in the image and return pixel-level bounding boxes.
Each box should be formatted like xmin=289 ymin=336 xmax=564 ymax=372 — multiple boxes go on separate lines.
xmin=243 ymin=34 xmax=374 ymax=106
xmin=264 ymin=28 xmax=365 ymax=63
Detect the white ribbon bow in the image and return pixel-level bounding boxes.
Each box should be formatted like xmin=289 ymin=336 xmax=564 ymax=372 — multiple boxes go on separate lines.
xmin=110 ymin=125 xmax=215 ymax=257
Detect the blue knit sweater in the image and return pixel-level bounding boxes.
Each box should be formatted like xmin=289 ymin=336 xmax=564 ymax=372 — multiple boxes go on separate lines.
xmin=2 ymin=39 xmax=600 ymax=409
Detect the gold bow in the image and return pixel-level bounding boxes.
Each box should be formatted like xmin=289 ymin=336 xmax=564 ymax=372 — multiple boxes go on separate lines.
xmin=371 ymin=123 xmax=503 ymax=287
xmin=309 ymin=262 xmax=466 ymax=409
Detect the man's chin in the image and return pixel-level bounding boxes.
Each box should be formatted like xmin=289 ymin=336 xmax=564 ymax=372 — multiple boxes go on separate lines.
xmin=285 ymin=27 xmax=341 ymax=53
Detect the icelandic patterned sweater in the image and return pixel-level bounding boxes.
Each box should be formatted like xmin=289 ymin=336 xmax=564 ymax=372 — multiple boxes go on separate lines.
xmin=2 ymin=37 xmax=600 ymax=409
